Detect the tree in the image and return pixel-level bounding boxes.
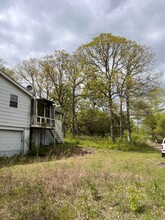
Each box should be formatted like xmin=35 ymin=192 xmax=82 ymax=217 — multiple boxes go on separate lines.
xmin=141 ymin=87 xmax=165 ymax=140
xmin=8 ymin=33 xmax=160 ymax=142
xmin=78 ymin=34 xmax=156 ymax=142
xmin=65 ymin=51 xmax=88 ymax=136
xmin=0 ymin=59 xmax=16 ymax=79
xmin=154 ymin=114 xmax=165 ymax=140
xmin=122 ymin=41 xmax=154 ymax=141
xmin=77 ymin=106 xmax=110 ymax=136
xmin=79 ymin=33 xmax=128 ymax=141
xmin=38 ymin=56 xmax=53 ymax=99
xmin=14 ymin=58 xmax=43 ymax=97
xmin=40 ymin=51 xmax=70 ymax=109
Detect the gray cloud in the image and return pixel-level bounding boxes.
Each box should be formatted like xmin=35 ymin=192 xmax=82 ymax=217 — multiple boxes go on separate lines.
xmin=0 ymin=0 xmax=164 ymax=72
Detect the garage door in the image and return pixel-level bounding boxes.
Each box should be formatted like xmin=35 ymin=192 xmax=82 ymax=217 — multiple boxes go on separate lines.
xmin=0 ymin=130 xmax=22 ymax=157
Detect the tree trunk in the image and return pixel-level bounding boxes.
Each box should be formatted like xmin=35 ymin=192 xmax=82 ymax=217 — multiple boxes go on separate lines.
xmin=71 ymin=87 xmax=76 ymax=137
xmin=119 ymin=95 xmax=123 ymax=141
xmin=126 ymin=93 xmax=131 ymax=142
xmin=109 ymin=97 xmax=115 ymax=142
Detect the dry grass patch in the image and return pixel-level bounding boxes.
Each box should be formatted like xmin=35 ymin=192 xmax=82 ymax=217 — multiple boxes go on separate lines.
xmin=0 ymin=150 xmax=165 ymax=219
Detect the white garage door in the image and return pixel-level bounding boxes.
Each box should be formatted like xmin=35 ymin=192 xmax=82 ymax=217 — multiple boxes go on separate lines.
xmin=0 ymin=130 xmax=22 ymax=157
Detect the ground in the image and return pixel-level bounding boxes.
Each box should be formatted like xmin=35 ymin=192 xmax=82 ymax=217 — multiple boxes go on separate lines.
xmin=0 ymin=140 xmax=165 ymax=219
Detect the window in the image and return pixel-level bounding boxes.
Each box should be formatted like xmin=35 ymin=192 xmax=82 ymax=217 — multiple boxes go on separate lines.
xmin=10 ymin=94 xmax=18 ymax=108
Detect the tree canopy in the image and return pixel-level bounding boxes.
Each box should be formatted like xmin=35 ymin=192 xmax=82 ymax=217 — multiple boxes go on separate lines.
xmin=1 ymin=33 xmax=164 ymax=142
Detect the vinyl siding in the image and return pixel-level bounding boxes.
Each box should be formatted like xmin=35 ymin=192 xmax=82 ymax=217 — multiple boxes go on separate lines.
xmin=0 ymin=75 xmax=31 ymax=128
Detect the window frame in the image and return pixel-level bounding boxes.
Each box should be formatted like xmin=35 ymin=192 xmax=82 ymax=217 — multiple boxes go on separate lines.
xmin=10 ymin=94 xmax=18 ymax=108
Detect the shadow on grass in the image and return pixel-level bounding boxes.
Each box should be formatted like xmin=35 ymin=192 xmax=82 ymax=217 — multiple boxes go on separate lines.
xmin=0 ymin=142 xmax=92 ymax=168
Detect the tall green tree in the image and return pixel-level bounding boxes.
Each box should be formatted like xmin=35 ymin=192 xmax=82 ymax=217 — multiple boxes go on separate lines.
xmin=41 ymin=51 xmax=70 ymax=109
xmin=78 ymin=34 xmax=156 ymax=142
xmin=121 ymin=41 xmax=154 ymax=141
xmin=141 ymin=87 xmax=165 ymax=140
xmin=79 ymin=33 xmax=127 ymax=141
xmin=65 ymin=52 xmax=88 ymax=136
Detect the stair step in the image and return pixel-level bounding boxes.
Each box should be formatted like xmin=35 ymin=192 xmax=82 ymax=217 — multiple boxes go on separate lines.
xmin=49 ymin=130 xmax=63 ymax=143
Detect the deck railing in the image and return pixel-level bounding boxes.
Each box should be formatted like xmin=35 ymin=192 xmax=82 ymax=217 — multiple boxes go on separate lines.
xmin=31 ymin=115 xmax=55 ymax=128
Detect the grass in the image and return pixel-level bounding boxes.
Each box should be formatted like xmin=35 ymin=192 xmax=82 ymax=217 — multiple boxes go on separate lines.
xmin=65 ymin=135 xmax=158 ymax=153
xmin=0 ymin=137 xmax=165 ymax=219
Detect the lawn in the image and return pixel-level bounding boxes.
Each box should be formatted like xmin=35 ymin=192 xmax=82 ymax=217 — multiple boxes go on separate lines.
xmin=0 ymin=140 xmax=165 ymax=219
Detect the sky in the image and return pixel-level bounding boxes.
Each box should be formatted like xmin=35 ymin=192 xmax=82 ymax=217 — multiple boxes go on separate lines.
xmin=0 ymin=0 xmax=164 ymax=73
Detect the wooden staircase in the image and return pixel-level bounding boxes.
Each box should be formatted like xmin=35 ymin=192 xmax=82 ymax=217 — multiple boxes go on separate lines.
xmin=49 ymin=130 xmax=64 ymax=144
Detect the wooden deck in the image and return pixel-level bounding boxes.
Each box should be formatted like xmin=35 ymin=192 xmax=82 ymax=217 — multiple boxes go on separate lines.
xmin=31 ymin=115 xmax=64 ymax=142
xmin=31 ymin=115 xmax=55 ymax=129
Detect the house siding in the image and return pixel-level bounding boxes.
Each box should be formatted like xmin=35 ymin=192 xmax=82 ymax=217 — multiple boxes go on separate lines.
xmin=0 ymin=73 xmax=31 ymax=156
xmin=0 ymin=75 xmax=31 ymax=128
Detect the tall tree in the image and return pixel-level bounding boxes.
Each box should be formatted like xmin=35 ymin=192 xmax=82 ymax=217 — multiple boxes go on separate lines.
xmin=121 ymin=41 xmax=155 ymax=142
xmin=14 ymin=58 xmax=43 ymax=97
xmin=65 ymin=52 xmax=88 ymax=136
xmin=39 ymin=56 xmax=55 ymax=99
xmin=42 ymin=51 xmax=70 ymax=109
xmin=141 ymin=87 xmax=165 ymax=140
xmin=79 ymin=33 xmax=128 ymax=142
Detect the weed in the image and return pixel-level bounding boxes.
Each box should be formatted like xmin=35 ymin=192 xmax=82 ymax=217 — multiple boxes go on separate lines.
xmin=128 ymin=187 xmax=144 ymax=213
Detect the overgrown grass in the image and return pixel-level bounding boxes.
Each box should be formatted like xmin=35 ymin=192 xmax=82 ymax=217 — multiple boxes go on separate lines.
xmin=65 ymin=135 xmax=159 ymax=153
xmin=0 ymin=137 xmax=164 ymax=219
xmin=0 ymin=142 xmax=94 ymax=169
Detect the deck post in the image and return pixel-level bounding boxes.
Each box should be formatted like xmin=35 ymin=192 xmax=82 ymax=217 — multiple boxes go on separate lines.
xmin=35 ymin=99 xmax=38 ymax=116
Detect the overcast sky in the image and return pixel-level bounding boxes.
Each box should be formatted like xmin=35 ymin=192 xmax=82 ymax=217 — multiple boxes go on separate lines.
xmin=0 ymin=0 xmax=164 ymax=72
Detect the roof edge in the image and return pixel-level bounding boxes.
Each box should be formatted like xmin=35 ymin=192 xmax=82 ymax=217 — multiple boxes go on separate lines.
xmin=0 ymin=69 xmax=32 ymax=97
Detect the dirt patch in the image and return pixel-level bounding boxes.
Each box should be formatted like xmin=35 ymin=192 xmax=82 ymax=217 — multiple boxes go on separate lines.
xmin=159 ymin=162 xmax=165 ymax=168
xmin=146 ymin=140 xmax=162 ymax=151
xmin=71 ymin=147 xmax=93 ymax=156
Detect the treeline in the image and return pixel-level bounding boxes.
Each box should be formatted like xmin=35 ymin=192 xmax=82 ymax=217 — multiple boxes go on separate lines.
xmin=1 ymin=33 xmax=164 ymax=142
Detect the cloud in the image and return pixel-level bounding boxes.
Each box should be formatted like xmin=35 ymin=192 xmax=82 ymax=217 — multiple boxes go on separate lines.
xmin=0 ymin=0 xmax=164 ymax=72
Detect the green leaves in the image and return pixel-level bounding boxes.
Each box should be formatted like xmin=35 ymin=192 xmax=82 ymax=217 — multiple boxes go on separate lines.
xmin=9 ymin=32 xmax=161 ymax=140
xmin=78 ymin=33 xmax=156 ymax=141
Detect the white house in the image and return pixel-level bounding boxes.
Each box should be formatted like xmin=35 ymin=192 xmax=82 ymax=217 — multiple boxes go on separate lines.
xmin=0 ymin=70 xmax=64 ymax=157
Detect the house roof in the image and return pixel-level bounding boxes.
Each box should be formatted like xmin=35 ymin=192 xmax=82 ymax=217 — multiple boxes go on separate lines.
xmin=34 ymin=98 xmax=64 ymax=114
xmin=0 ymin=69 xmax=32 ymax=97
xmin=37 ymin=98 xmax=54 ymax=105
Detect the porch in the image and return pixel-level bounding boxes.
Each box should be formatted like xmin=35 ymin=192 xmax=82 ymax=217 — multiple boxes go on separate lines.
xmin=30 ymin=98 xmax=63 ymax=127
xmin=30 ymin=98 xmax=64 ymax=143
xmin=31 ymin=115 xmax=55 ymax=129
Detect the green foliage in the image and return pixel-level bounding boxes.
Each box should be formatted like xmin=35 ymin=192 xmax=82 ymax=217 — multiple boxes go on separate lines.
xmin=142 ymin=112 xmax=165 ymax=141
xmin=140 ymin=87 xmax=165 ymax=141
xmin=77 ymin=108 xmax=110 ymax=136
xmin=128 ymin=188 xmax=144 ymax=213
xmin=65 ymin=134 xmax=158 ymax=154
xmin=2 ymin=31 xmax=163 ymax=141
xmin=155 ymin=114 xmax=165 ymax=139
